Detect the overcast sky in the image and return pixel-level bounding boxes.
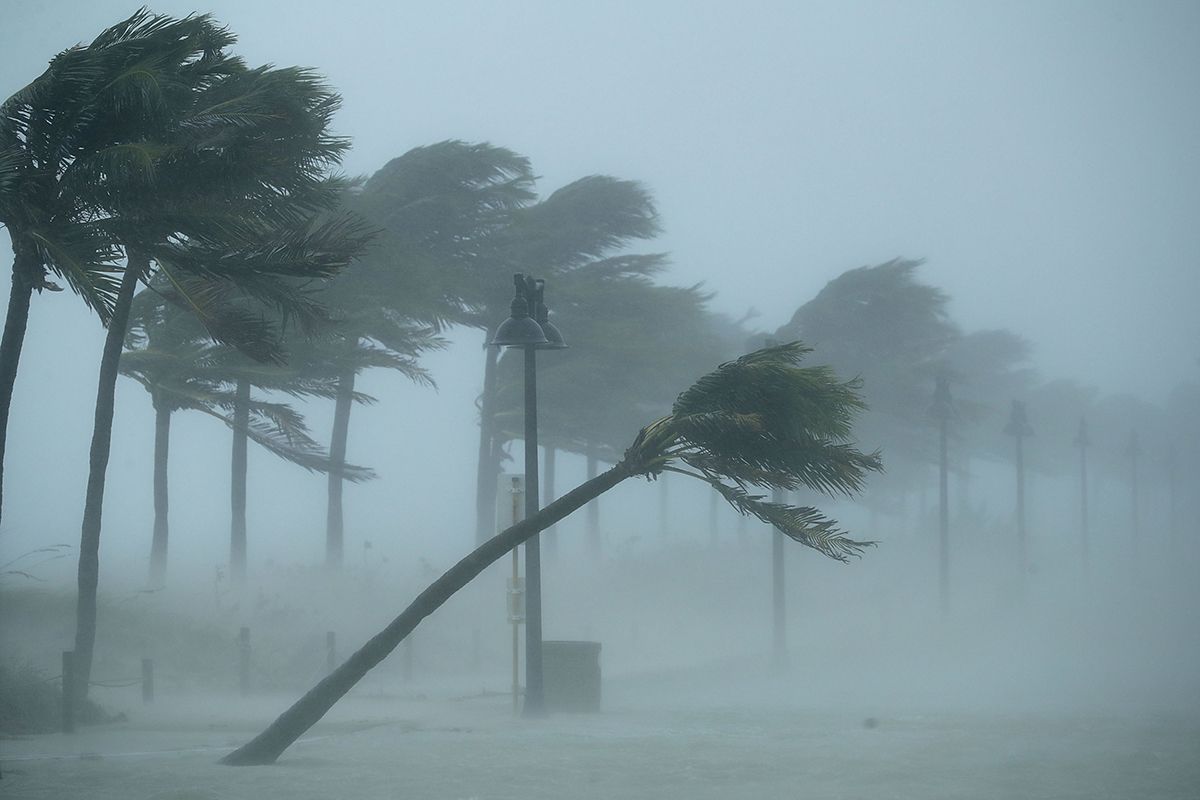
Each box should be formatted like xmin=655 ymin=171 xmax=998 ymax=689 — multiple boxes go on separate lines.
xmin=4 ymin=1 xmax=1198 ymax=400
xmin=1 ymin=2 xmax=1198 ymax=574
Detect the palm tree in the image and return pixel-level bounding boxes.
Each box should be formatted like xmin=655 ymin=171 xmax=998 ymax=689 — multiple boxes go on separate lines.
xmin=220 ymin=342 xmax=882 ymax=765
xmin=280 ymin=333 xmax=437 ymax=571
xmin=121 ymin=289 xmax=374 ymax=586
xmin=473 ymin=175 xmax=664 ymax=544
xmin=0 ymin=11 xmax=216 ymax=527
xmin=57 ymin=11 xmax=370 ymax=700
xmin=491 ymin=277 xmax=736 ymax=551
xmin=307 ymin=142 xmax=531 ymax=568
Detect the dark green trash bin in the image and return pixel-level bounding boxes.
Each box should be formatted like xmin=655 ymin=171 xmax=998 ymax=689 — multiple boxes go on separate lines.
xmin=543 ymin=640 xmax=601 ymax=712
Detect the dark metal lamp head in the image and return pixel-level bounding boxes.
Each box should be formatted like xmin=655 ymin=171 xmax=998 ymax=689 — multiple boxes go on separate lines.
xmin=531 ymin=279 xmax=567 ymax=350
xmin=489 ymin=273 xmax=548 ymax=348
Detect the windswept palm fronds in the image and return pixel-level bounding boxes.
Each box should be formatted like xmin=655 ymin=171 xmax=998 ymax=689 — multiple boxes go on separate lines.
xmin=222 ymin=341 xmax=881 ymax=766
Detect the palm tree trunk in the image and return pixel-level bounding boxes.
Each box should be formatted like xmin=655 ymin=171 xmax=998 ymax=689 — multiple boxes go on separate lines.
xmin=221 ymin=458 xmax=633 ymax=766
xmin=230 ymin=378 xmax=250 ymax=587
xmin=0 ymin=237 xmax=40 ymax=530
xmin=326 ymin=367 xmax=355 ymax=571
xmin=474 ymin=342 xmax=500 ymax=546
xmin=73 ymin=254 xmax=144 ymax=701
xmin=148 ymin=396 xmax=171 ymax=586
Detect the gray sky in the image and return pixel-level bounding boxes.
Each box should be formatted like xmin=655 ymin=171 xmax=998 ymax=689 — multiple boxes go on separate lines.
xmin=4 ymin=1 xmax=1198 ymax=398
xmin=1 ymin=2 xmax=1198 ymax=573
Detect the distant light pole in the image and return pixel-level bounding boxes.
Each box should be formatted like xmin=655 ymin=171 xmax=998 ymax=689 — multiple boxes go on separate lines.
xmin=764 ymin=338 xmax=788 ymax=670
xmin=489 ymin=273 xmax=566 ymax=717
xmin=1126 ymin=430 xmax=1141 ymax=555
xmin=1074 ymin=417 xmax=1091 ymax=571
xmin=1004 ymin=400 xmax=1033 ymax=585
xmin=930 ymin=374 xmax=953 ymax=613
xmin=1167 ymin=444 xmax=1178 ymax=548
xmin=771 ymin=484 xmax=787 ymax=670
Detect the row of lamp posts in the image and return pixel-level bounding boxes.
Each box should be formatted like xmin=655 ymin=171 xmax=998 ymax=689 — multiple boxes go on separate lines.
xmin=935 ymin=376 xmax=1165 ymax=611
xmin=488 ymin=273 xmax=566 ymax=716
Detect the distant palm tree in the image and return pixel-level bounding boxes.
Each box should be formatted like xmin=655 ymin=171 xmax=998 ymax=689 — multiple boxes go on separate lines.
xmin=323 ymin=142 xmax=538 ymax=553
xmin=121 ymin=289 xmax=373 ymax=586
xmin=221 ymin=342 xmax=882 ymax=765
xmin=473 ymin=175 xmax=664 ymax=544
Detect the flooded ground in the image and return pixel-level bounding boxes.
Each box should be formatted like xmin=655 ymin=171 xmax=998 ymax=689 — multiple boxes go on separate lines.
xmin=5 ymin=667 xmax=1198 ymax=800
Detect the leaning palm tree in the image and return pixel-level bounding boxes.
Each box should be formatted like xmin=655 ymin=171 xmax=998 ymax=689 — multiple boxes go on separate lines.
xmin=0 ymin=12 xmax=215 ymax=528
xmin=59 ymin=11 xmax=370 ymax=701
xmin=221 ymin=341 xmax=882 ymax=765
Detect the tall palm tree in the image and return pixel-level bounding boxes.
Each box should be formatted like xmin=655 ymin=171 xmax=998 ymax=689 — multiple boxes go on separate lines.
xmin=54 ymin=11 xmax=370 ymax=700
xmin=0 ymin=11 xmax=223 ymax=528
xmin=473 ymin=175 xmax=664 ymax=544
xmin=304 ymin=141 xmax=532 ymax=568
xmin=221 ymin=342 xmax=882 ymax=765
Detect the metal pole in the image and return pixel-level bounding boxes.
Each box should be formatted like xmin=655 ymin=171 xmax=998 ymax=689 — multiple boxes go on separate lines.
xmin=326 ymin=632 xmax=336 ymax=675
xmin=1129 ymin=432 xmax=1140 ymax=555
xmin=512 ymin=547 xmax=520 ymax=715
xmin=771 ymin=486 xmax=787 ymax=670
xmin=938 ymin=414 xmax=949 ymax=612
xmin=709 ymin=486 xmax=719 ymax=544
xmin=62 ymin=650 xmax=75 ymax=733
xmin=523 ymin=344 xmax=544 ymax=716
xmin=1076 ymin=419 xmax=1091 ymax=571
xmin=142 ymin=658 xmax=154 ymax=704
xmin=659 ymin=472 xmax=669 ymax=537
xmin=1015 ymin=433 xmax=1026 ymax=583
xmin=510 ymin=475 xmax=523 ymax=715
xmin=1167 ymin=445 xmax=1178 ymax=548
xmin=238 ymin=627 xmax=250 ymax=696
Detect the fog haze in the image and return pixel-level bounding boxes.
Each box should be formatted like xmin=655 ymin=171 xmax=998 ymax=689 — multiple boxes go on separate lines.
xmin=1 ymin=3 xmax=1198 ymax=798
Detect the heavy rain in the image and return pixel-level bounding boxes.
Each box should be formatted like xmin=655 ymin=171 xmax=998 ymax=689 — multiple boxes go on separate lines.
xmin=1 ymin=2 xmax=1197 ymax=798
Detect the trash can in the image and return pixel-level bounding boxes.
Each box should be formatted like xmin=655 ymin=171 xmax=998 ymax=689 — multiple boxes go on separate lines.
xmin=542 ymin=640 xmax=601 ymax=712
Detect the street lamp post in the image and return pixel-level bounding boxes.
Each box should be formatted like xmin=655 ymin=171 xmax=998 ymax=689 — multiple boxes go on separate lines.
xmin=489 ymin=273 xmax=565 ymax=717
xmin=1126 ymin=430 xmax=1141 ymax=555
xmin=930 ymin=374 xmax=953 ymax=613
xmin=1004 ymin=400 xmax=1033 ymax=587
xmin=1074 ymin=417 xmax=1091 ymax=571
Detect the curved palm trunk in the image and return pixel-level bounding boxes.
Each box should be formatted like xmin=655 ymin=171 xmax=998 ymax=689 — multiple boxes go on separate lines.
xmin=474 ymin=342 xmax=500 ymax=545
xmin=0 ymin=238 xmax=41 ymax=530
xmin=73 ymin=254 xmax=144 ymax=701
xmin=325 ymin=367 xmax=355 ymax=571
xmin=221 ymin=459 xmax=633 ymax=766
xmin=148 ymin=397 xmax=171 ymax=586
xmin=230 ymin=378 xmax=250 ymax=588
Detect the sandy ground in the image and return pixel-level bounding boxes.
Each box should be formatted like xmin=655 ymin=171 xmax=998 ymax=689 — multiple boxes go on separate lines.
xmin=4 ymin=669 xmax=1198 ymax=800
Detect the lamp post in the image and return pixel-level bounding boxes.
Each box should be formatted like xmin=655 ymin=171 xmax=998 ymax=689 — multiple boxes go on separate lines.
xmin=489 ymin=273 xmax=565 ymax=717
xmin=1004 ymin=400 xmax=1033 ymax=586
xmin=930 ymin=374 xmax=952 ymax=613
xmin=1074 ymin=417 xmax=1091 ymax=571
xmin=1126 ymin=430 xmax=1141 ymax=555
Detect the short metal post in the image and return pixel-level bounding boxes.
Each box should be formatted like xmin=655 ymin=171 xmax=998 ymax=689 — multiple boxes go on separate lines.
xmin=238 ymin=627 xmax=250 ymax=696
xmin=142 ymin=658 xmax=154 ymax=704
xmin=771 ymin=487 xmax=788 ymax=671
xmin=62 ymin=650 xmax=75 ymax=733
xmin=326 ymin=631 xmax=336 ymax=675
